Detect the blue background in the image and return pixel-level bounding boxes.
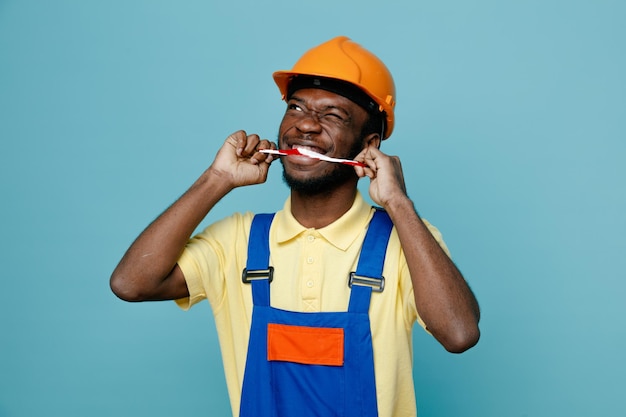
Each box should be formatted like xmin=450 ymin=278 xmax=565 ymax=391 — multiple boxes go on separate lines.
xmin=1 ymin=1 xmax=624 ymax=416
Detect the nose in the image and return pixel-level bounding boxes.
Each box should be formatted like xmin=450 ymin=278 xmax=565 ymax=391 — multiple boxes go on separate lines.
xmin=294 ymin=111 xmax=323 ymax=134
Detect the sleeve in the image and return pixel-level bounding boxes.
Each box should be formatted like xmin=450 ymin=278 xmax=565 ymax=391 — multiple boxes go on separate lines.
xmin=422 ymin=218 xmax=451 ymax=257
xmin=174 ymin=212 xmax=253 ymax=311
xmin=174 ymin=245 xmax=211 ymax=311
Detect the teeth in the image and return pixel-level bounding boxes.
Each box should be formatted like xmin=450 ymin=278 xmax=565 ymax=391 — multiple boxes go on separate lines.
xmin=293 ymin=145 xmax=323 ymax=154
xmin=296 ymin=148 xmax=324 ymax=159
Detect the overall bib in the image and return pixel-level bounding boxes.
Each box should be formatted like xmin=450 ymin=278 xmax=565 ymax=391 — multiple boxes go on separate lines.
xmin=239 ymin=210 xmax=393 ymax=417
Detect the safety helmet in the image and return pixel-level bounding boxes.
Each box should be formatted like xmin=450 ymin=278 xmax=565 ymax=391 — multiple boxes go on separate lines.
xmin=273 ymin=36 xmax=396 ymax=139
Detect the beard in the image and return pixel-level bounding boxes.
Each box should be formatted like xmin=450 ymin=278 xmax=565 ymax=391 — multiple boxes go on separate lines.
xmin=282 ymin=162 xmax=357 ymax=195
xmin=280 ymin=136 xmax=364 ymax=195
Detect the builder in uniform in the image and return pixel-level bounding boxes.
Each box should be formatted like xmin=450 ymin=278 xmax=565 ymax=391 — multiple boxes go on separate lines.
xmin=110 ymin=36 xmax=481 ymax=417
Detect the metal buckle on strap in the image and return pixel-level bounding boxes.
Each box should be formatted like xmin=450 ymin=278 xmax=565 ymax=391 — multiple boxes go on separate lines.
xmin=348 ymin=272 xmax=385 ymax=292
xmin=242 ymin=267 xmax=274 ymax=284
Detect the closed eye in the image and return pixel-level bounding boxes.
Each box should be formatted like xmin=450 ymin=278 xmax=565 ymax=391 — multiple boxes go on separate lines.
xmin=323 ymin=112 xmax=344 ymax=120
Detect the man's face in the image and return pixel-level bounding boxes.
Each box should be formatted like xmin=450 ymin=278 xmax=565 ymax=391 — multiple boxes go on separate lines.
xmin=277 ymin=88 xmax=370 ymax=194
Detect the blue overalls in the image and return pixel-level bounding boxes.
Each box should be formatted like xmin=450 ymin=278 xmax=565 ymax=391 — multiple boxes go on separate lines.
xmin=239 ymin=209 xmax=393 ymax=417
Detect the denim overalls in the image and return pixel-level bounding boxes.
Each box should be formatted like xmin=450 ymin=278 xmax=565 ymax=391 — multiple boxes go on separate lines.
xmin=239 ymin=209 xmax=393 ymax=417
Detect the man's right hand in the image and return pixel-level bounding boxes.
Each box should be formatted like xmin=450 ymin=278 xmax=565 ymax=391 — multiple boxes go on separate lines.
xmin=209 ymin=130 xmax=277 ymax=189
xmin=110 ymin=130 xmax=277 ymax=302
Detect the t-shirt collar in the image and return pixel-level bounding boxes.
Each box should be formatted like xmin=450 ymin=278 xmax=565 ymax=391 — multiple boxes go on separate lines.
xmin=275 ymin=191 xmax=373 ymax=251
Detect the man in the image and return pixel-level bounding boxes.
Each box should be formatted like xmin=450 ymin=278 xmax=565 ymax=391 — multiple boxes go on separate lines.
xmin=110 ymin=36 xmax=480 ymax=417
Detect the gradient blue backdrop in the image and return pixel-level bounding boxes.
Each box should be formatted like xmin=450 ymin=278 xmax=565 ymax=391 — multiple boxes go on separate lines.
xmin=1 ymin=1 xmax=624 ymax=416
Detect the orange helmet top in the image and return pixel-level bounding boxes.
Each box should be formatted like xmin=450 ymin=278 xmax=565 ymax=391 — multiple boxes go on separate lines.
xmin=273 ymin=36 xmax=397 ymax=139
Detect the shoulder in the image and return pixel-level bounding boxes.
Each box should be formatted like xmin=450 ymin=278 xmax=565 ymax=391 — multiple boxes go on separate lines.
xmin=194 ymin=211 xmax=257 ymax=239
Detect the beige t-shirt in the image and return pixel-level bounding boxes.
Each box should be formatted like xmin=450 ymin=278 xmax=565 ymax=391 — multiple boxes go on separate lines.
xmin=176 ymin=192 xmax=449 ymax=417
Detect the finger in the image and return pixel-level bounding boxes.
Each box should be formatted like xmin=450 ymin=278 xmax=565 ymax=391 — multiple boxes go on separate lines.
xmin=255 ymin=139 xmax=277 ymax=164
xmin=241 ymin=134 xmax=261 ymax=156
xmin=256 ymin=139 xmax=276 ymax=151
xmin=248 ymin=141 xmax=275 ymax=165
xmin=354 ymin=147 xmax=374 ymax=175
xmin=354 ymin=161 xmax=377 ymax=179
xmin=354 ymin=147 xmax=369 ymax=161
xmin=225 ymin=130 xmax=248 ymax=156
xmin=365 ymin=166 xmax=377 ymax=179
xmin=364 ymin=145 xmax=385 ymax=161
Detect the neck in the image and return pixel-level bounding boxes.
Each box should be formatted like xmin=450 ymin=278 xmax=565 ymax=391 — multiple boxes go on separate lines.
xmin=290 ymin=184 xmax=358 ymax=229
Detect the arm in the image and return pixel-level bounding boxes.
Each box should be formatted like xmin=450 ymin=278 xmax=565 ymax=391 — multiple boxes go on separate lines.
xmin=110 ymin=131 xmax=276 ymax=302
xmin=355 ymin=146 xmax=480 ymax=353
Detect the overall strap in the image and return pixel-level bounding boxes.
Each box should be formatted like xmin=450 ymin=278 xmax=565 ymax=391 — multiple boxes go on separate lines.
xmin=244 ymin=213 xmax=275 ymax=307
xmin=348 ymin=209 xmax=394 ymax=313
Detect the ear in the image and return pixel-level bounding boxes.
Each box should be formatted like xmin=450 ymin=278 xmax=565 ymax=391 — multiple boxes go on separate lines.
xmin=362 ymin=132 xmax=381 ymax=149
